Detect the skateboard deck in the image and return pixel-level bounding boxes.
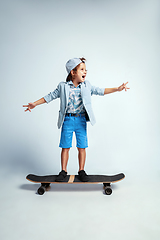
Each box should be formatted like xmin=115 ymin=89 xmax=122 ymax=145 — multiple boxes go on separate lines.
xmin=26 ymin=173 xmax=125 ymax=195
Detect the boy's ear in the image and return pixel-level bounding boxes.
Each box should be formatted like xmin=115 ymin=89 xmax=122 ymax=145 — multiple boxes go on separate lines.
xmin=70 ymin=70 xmax=74 ymax=75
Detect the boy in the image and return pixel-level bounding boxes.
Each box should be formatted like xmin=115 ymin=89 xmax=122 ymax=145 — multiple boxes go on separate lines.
xmin=23 ymin=57 xmax=129 ymax=182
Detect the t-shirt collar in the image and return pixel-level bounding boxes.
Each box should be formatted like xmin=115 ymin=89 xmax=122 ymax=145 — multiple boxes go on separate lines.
xmin=68 ymin=81 xmax=82 ymax=88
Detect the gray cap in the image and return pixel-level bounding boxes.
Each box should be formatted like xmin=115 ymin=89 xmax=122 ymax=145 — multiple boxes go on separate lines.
xmin=66 ymin=58 xmax=82 ymax=74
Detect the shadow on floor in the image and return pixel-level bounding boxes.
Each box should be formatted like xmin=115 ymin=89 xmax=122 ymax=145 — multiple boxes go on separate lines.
xmin=20 ymin=182 xmax=118 ymax=194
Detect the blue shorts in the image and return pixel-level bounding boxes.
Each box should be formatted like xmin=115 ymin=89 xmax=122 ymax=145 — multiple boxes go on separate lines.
xmin=59 ymin=115 xmax=88 ymax=149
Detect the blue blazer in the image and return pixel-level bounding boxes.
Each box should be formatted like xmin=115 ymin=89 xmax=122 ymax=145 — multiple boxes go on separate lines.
xmin=44 ymin=80 xmax=105 ymax=129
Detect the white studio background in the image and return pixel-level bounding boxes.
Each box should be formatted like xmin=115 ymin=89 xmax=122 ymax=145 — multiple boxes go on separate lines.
xmin=0 ymin=0 xmax=160 ymax=182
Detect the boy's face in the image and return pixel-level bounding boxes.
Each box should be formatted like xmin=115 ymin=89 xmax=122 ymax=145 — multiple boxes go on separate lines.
xmin=71 ymin=62 xmax=87 ymax=84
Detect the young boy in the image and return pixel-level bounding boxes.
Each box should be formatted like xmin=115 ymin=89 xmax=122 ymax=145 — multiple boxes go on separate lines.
xmin=23 ymin=57 xmax=129 ymax=182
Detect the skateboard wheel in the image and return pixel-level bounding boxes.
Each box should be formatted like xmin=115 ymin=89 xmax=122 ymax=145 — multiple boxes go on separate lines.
xmin=37 ymin=186 xmax=45 ymax=195
xmin=104 ymin=187 xmax=112 ymax=195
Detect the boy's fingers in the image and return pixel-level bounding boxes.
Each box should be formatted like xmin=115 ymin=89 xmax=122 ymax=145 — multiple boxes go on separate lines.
xmin=24 ymin=107 xmax=31 ymax=112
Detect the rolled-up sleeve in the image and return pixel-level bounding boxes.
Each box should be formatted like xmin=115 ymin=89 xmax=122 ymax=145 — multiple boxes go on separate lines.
xmin=44 ymin=84 xmax=60 ymax=103
xmin=91 ymin=85 xmax=105 ymax=96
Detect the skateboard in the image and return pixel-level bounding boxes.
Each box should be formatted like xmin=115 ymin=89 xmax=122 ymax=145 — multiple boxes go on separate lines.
xmin=26 ymin=173 xmax=125 ymax=195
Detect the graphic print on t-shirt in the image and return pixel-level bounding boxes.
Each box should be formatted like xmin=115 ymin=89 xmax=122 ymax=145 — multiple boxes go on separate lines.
xmin=66 ymin=84 xmax=85 ymax=113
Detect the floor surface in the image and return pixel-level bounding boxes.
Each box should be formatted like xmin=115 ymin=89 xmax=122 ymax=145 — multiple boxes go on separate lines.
xmin=0 ymin=171 xmax=160 ymax=240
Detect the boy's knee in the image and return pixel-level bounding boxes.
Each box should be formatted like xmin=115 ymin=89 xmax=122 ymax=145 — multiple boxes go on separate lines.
xmin=62 ymin=148 xmax=70 ymax=153
xmin=77 ymin=147 xmax=86 ymax=153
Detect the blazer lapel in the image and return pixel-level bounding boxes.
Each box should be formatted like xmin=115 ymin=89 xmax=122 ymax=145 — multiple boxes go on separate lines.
xmin=81 ymin=81 xmax=86 ymax=98
xmin=65 ymin=83 xmax=70 ymax=105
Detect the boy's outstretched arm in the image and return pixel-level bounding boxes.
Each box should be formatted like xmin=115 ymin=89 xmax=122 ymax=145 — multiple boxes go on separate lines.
xmin=23 ymin=97 xmax=46 ymax=112
xmin=104 ymin=82 xmax=129 ymax=95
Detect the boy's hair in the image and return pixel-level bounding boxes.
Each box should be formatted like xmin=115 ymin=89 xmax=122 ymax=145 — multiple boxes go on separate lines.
xmin=66 ymin=57 xmax=86 ymax=82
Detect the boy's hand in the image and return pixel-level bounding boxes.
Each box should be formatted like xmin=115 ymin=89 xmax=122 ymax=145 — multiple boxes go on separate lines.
xmin=23 ymin=102 xmax=36 ymax=112
xmin=118 ymin=82 xmax=130 ymax=92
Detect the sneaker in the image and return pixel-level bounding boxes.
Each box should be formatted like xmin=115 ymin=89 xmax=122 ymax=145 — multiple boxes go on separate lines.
xmin=55 ymin=170 xmax=67 ymax=182
xmin=78 ymin=170 xmax=89 ymax=182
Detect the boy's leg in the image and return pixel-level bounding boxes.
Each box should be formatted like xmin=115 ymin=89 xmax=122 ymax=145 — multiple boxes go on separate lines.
xmin=75 ymin=116 xmax=89 ymax=181
xmin=77 ymin=147 xmax=89 ymax=182
xmin=57 ymin=115 xmax=73 ymax=181
xmin=77 ymin=147 xmax=86 ymax=172
xmin=55 ymin=148 xmax=70 ymax=182
xmin=61 ymin=148 xmax=70 ymax=172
